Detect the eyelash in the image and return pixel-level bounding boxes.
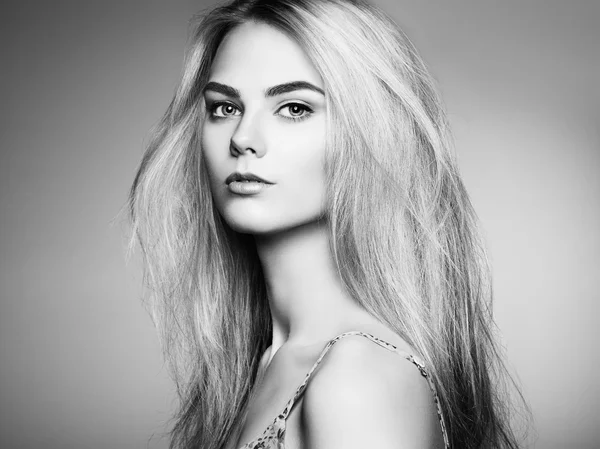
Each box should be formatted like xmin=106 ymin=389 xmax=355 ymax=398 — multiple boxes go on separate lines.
xmin=207 ymin=101 xmax=313 ymax=122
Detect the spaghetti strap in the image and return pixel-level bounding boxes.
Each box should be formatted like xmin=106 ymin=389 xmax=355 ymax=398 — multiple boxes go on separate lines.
xmin=238 ymin=330 xmax=451 ymax=449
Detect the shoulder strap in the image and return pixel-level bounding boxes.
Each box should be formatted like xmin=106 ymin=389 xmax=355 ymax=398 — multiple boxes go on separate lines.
xmin=275 ymin=330 xmax=450 ymax=448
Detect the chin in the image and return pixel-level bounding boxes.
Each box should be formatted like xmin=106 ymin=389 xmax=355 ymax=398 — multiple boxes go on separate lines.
xmin=216 ymin=205 xmax=277 ymax=235
xmin=213 ymin=189 xmax=327 ymax=234
xmin=219 ymin=207 xmax=326 ymax=237
xmin=221 ymin=214 xmax=297 ymax=236
xmin=224 ymin=219 xmax=275 ymax=235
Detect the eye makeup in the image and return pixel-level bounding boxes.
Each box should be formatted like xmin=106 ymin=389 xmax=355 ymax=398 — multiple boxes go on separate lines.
xmin=205 ymin=100 xmax=314 ymax=122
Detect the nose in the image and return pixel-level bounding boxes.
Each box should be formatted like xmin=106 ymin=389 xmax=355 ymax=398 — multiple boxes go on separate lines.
xmin=230 ymin=112 xmax=266 ymax=158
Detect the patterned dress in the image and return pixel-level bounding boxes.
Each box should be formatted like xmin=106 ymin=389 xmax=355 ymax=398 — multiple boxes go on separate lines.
xmin=238 ymin=330 xmax=450 ymax=449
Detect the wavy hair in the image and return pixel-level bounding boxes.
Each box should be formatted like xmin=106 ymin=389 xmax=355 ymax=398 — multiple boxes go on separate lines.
xmin=128 ymin=0 xmax=527 ymax=447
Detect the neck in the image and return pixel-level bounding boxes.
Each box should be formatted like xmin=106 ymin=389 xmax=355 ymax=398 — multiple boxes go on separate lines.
xmin=254 ymin=219 xmax=364 ymax=355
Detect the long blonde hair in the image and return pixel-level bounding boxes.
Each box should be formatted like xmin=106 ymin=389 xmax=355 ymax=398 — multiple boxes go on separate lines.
xmin=129 ymin=0 xmax=526 ymax=447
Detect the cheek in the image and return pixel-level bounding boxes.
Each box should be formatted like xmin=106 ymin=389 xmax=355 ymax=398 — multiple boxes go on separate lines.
xmin=201 ymin=122 xmax=229 ymax=175
xmin=276 ymin=131 xmax=327 ymax=209
xmin=200 ymin=128 xmax=231 ymax=207
xmin=287 ymin=123 xmax=326 ymax=181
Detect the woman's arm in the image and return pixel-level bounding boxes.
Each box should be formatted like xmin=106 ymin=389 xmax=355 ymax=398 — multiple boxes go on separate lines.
xmin=301 ymin=335 xmax=443 ymax=449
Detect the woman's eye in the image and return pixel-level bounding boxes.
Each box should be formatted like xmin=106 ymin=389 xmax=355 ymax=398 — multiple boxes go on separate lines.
xmin=210 ymin=102 xmax=240 ymax=118
xmin=278 ymin=103 xmax=313 ymax=121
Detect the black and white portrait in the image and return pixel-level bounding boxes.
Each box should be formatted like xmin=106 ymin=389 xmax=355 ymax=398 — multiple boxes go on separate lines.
xmin=1 ymin=1 xmax=598 ymax=448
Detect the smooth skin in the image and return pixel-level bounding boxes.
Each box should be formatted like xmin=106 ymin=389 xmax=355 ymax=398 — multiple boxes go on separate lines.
xmin=202 ymin=21 xmax=443 ymax=449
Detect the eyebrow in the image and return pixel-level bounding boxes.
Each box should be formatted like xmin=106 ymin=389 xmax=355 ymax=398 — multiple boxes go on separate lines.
xmin=202 ymin=80 xmax=325 ymax=98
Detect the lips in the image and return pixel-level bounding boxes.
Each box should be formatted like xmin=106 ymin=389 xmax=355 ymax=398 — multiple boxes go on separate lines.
xmin=225 ymin=172 xmax=274 ymax=195
xmin=225 ymin=172 xmax=273 ymax=185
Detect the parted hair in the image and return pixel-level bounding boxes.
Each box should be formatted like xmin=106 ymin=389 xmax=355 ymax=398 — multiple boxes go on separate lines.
xmin=128 ymin=0 xmax=526 ymax=448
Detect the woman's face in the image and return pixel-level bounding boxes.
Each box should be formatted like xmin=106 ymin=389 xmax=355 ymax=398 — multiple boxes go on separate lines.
xmin=201 ymin=21 xmax=327 ymax=235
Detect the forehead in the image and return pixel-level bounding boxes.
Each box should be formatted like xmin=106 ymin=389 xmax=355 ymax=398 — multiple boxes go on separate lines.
xmin=208 ymin=21 xmax=323 ymax=90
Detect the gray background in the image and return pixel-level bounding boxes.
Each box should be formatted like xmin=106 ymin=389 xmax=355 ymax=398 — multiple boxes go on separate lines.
xmin=1 ymin=0 xmax=598 ymax=448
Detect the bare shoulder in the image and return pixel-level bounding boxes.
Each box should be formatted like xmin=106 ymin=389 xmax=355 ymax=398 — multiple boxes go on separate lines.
xmin=301 ymin=334 xmax=443 ymax=449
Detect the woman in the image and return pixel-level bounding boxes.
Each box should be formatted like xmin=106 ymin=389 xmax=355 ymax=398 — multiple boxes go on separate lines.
xmin=129 ymin=0 xmax=526 ymax=448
